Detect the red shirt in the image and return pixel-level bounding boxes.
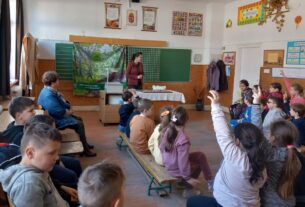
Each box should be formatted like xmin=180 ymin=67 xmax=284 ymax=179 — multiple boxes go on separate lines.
xmin=126 ymin=62 xmax=144 ymax=87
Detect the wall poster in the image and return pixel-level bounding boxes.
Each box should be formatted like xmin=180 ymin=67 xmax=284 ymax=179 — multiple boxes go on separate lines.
xmin=105 ymin=3 xmax=121 ymax=29
xmin=238 ymin=1 xmax=265 ymax=25
xmin=142 ymin=6 xmax=158 ymax=32
xmin=172 ymin=11 xmax=188 ymax=36
xmin=286 ymin=41 xmax=305 ymax=65
xmin=188 ymin=13 xmax=203 ymax=36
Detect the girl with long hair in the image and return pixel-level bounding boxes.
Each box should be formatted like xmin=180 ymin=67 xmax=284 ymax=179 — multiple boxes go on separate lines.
xmin=188 ymin=90 xmax=267 ymax=207
xmin=252 ymin=87 xmax=301 ymax=207
xmin=159 ymin=106 xmax=213 ymax=198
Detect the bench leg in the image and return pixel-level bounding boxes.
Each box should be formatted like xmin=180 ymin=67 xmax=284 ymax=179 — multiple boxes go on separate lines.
xmin=116 ymin=137 xmax=127 ymax=151
xmin=147 ymin=176 xmax=172 ymax=196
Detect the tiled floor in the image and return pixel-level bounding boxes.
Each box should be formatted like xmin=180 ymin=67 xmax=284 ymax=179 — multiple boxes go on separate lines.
xmin=76 ymin=110 xmax=224 ymax=207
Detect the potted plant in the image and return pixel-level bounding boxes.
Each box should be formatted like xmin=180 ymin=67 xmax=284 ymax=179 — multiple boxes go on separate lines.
xmin=193 ymin=85 xmax=204 ymax=111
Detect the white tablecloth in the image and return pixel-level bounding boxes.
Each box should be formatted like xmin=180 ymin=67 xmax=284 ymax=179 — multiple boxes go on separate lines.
xmin=136 ymin=90 xmax=186 ymax=103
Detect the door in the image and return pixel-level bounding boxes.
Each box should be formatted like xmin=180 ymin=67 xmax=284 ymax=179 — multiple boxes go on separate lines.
xmin=240 ymin=47 xmax=261 ymax=86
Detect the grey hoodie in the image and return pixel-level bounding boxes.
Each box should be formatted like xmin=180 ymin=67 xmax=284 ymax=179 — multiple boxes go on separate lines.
xmin=262 ymin=107 xmax=286 ymax=139
xmin=0 ymin=164 xmax=69 ymax=207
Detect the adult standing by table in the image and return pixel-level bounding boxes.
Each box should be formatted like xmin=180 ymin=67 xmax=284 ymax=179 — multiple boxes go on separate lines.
xmin=126 ymin=52 xmax=144 ymax=89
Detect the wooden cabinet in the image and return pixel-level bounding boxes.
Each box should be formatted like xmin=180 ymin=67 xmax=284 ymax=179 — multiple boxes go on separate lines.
xmin=99 ymin=91 xmax=121 ymax=125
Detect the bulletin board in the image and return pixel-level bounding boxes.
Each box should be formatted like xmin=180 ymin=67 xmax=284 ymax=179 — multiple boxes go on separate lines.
xmin=272 ymin=67 xmax=305 ymax=79
xmin=286 ymin=41 xmax=305 ymax=65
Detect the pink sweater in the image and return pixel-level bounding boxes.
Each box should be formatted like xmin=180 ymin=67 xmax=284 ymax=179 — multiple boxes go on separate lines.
xmin=159 ymin=128 xmax=191 ymax=180
xmin=283 ymin=77 xmax=305 ymax=106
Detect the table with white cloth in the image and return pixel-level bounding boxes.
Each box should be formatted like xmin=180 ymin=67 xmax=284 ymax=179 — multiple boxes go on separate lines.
xmin=136 ymin=90 xmax=186 ymax=121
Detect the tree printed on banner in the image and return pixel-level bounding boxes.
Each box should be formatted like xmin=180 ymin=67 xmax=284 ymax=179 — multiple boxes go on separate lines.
xmin=73 ymin=43 xmax=126 ymax=97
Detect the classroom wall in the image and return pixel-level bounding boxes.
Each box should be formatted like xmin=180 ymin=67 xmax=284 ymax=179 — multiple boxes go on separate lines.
xmin=23 ymin=0 xmax=225 ymax=65
xmin=223 ymin=0 xmax=305 ymax=102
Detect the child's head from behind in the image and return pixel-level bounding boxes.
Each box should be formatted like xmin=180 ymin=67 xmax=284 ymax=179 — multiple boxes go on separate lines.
xmin=20 ymin=123 xmax=62 ymax=172
xmin=78 ymin=161 xmax=125 ymax=207
xmin=138 ymin=98 xmax=153 ymax=117
xmin=165 ymin=107 xmax=188 ymax=152
xmin=290 ymin=104 xmax=305 ymax=118
xmin=269 ymin=82 xmax=282 ymax=93
xmin=290 ymin=83 xmax=303 ymax=96
xmin=122 ymin=90 xmax=133 ymax=102
xmin=267 ymin=96 xmax=283 ymax=109
xmin=234 ymin=123 xmax=265 ymax=184
xmin=24 ymin=115 xmax=55 ymax=129
xmin=42 ymin=71 xmax=59 ymax=88
xmin=239 ymin=79 xmax=249 ymax=92
xmin=243 ymin=94 xmax=253 ymax=106
xmin=269 ymin=120 xmax=301 ymax=199
xmin=9 ymin=97 xmax=35 ymax=123
xmin=159 ymin=106 xmax=173 ymax=132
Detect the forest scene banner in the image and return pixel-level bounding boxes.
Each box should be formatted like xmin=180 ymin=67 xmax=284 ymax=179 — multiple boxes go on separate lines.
xmin=73 ymin=43 xmax=126 ymax=96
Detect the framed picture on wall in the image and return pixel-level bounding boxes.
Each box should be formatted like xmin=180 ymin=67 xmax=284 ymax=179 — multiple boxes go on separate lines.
xmin=263 ymin=49 xmax=284 ymax=66
xmin=105 ymin=3 xmax=121 ymax=29
xmin=142 ymin=6 xmax=158 ymax=32
xmin=127 ymin=9 xmax=137 ymax=26
xmin=223 ymin=52 xmax=236 ymax=65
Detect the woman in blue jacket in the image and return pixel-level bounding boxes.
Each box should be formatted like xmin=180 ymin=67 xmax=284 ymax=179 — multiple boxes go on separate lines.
xmin=38 ymin=71 xmax=96 ymax=157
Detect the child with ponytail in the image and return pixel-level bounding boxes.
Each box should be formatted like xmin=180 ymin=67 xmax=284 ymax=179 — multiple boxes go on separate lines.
xmin=252 ymin=87 xmax=302 ymax=207
xmin=159 ymin=106 xmax=213 ymax=198
xmin=188 ymin=90 xmax=267 ymax=207
xmin=148 ymin=106 xmax=173 ymax=166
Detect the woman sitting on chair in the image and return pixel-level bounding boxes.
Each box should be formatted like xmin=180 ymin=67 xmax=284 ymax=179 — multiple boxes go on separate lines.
xmin=38 ymin=71 xmax=96 ymax=157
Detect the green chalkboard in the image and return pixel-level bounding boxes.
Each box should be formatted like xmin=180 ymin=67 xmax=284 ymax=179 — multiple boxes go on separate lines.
xmin=160 ymin=49 xmax=191 ymax=82
xmin=55 ymin=43 xmax=74 ymax=80
xmin=127 ymin=47 xmax=160 ymax=82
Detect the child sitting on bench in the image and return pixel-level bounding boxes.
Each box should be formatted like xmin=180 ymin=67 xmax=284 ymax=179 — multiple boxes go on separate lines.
xmin=159 ymin=106 xmax=213 ymax=198
xmin=130 ymin=99 xmax=155 ymax=154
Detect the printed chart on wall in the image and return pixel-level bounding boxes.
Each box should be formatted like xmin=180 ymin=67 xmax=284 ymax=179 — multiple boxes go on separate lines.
xmin=188 ymin=13 xmax=203 ymax=36
xmin=172 ymin=11 xmax=188 ymax=36
xmin=237 ymin=1 xmax=265 ymax=25
xmin=286 ymin=41 xmax=305 ymax=65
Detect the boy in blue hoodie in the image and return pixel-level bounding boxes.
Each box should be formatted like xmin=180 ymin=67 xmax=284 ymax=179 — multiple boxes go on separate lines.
xmin=0 ymin=123 xmax=70 ymax=207
xmin=230 ymin=95 xmax=253 ymax=128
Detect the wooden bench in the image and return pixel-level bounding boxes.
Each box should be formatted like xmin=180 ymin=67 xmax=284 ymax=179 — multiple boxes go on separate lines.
xmin=0 ymin=111 xmax=83 ymax=155
xmin=59 ymin=129 xmax=84 ymax=155
xmin=118 ymin=131 xmax=178 ymax=196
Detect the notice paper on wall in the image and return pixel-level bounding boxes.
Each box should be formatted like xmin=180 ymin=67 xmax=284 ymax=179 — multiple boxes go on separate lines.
xmin=272 ymin=67 xmax=305 ymax=79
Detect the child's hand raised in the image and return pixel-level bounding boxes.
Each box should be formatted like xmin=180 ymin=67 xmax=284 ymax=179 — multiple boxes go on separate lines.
xmin=207 ymin=90 xmax=220 ymax=104
xmin=252 ymin=85 xmax=262 ymax=104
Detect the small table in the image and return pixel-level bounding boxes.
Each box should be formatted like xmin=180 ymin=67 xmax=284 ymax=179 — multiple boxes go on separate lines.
xmin=136 ymin=90 xmax=186 ymax=121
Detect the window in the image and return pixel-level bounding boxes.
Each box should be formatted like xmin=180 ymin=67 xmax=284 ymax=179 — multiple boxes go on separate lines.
xmin=9 ymin=0 xmax=16 ymax=80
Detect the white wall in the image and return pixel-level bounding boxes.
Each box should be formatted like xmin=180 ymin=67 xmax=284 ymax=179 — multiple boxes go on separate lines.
xmin=223 ymin=0 xmax=305 ymax=102
xmin=23 ymin=0 xmax=225 ymax=64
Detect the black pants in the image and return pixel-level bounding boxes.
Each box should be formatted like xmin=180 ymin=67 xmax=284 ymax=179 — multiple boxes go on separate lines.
xmin=62 ymin=115 xmax=89 ymax=152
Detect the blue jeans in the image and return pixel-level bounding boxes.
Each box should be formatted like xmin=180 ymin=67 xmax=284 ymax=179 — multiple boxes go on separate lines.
xmin=187 ymin=196 xmax=222 ymax=207
xmin=50 ymin=156 xmax=82 ymax=188
xmin=118 ymin=125 xmax=126 ymax=133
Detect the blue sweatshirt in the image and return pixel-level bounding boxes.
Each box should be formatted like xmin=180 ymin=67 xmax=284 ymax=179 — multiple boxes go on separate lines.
xmin=291 ymin=118 xmax=305 ymax=147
